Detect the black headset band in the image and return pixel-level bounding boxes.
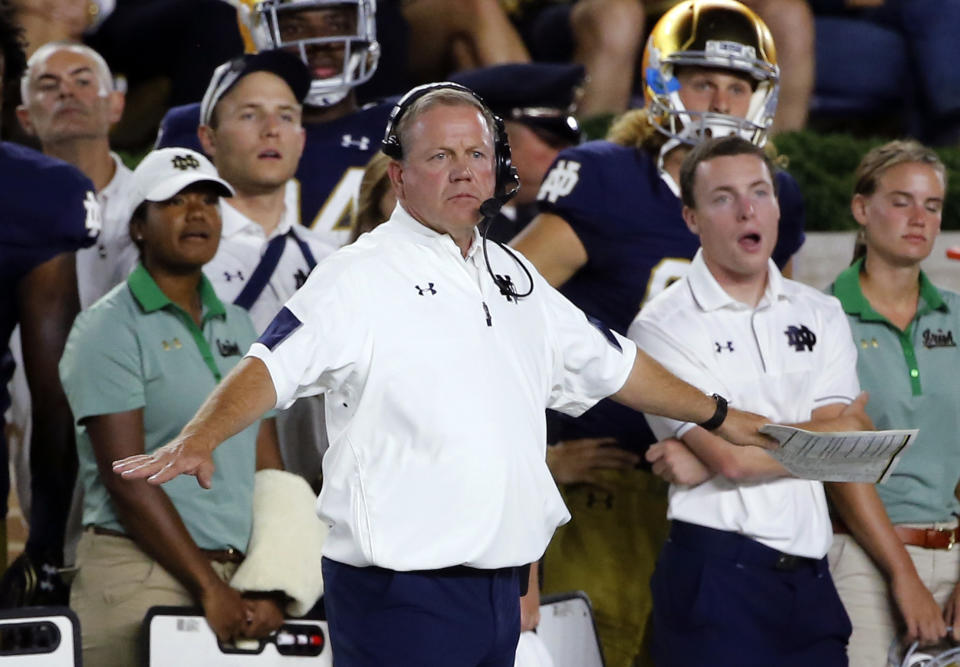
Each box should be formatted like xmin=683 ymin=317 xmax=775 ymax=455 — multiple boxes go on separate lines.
xmin=382 ymin=82 xmax=481 ymax=159
xmin=381 ymin=82 xmax=519 ymax=202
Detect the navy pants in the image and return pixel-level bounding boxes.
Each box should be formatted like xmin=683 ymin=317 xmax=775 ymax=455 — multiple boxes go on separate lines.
xmin=322 ymin=557 xmax=522 ymax=667
xmin=650 ymin=521 xmax=851 ymax=667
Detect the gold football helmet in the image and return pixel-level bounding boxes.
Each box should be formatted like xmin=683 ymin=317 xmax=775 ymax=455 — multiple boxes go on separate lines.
xmin=234 ymin=0 xmax=380 ymax=108
xmin=642 ymin=0 xmax=779 ymax=147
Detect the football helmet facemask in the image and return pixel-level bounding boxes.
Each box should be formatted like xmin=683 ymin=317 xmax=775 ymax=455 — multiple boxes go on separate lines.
xmin=643 ymin=0 xmax=779 ymax=148
xmin=237 ymin=0 xmax=380 ymax=108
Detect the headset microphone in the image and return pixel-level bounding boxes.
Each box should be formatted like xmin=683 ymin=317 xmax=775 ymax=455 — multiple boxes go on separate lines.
xmin=479 ymin=197 xmax=503 ymax=219
xmin=480 ymin=195 xmax=534 ymax=301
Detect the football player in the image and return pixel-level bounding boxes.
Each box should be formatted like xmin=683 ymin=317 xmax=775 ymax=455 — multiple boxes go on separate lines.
xmin=0 ymin=1 xmax=99 ymax=604
xmin=510 ymin=2 xmax=806 ymax=665
xmin=157 ymin=0 xmax=391 ymax=248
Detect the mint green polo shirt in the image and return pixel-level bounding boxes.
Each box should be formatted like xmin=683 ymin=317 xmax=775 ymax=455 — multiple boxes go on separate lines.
xmin=830 ymin=259 xmax=960 ymax=524
xmin=59 ymin=264 xmax=260 ymax=551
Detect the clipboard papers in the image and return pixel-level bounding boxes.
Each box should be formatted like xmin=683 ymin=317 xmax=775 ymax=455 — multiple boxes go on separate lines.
xmin=760 ymin=425 xmax=917 ymax=483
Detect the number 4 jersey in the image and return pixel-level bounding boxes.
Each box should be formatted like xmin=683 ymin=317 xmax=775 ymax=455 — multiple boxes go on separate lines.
xmin=156 ymin=101 xmax=393 ymax=248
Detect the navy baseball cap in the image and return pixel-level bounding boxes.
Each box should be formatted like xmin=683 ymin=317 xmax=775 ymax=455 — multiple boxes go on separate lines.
xmin=450 ymin=63 xmax=585 ymax=145
xmin=200 ymin=50 xmax=312 ymax=126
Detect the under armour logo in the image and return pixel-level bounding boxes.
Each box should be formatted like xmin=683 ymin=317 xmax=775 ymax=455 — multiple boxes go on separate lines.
xmin=341 ymin=134 xmax=370 ymax=150
xmin=171 ymin=154 xmax=201 ymax=170
xmin=538 ymin=160 xmax=581 ymax=203
xmin=294 ymin=268 xmax=309 ymax=289
xmin=416 ymin=283 xmax=437 ymax=295
xmin=586 ymin=490 xmax=613 ymax=510
xmin=223 ymin=270 xmax=245 ymax=282
xmin=784 ymin=324 xmax=817 ymax=352
xmin=216 ymin=338 xmax=241 ymax=357
xmin=714 ymin=341 xmax=734 ymax=353
xmin=38 ymin=563 xmax=58 ymax=592
xmin=83 ymin=190 xmax=102 ymax=238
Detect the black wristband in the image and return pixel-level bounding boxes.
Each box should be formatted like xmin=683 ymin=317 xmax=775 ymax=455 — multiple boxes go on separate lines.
xmin=698 ymin=393 xmax=728 ymax=431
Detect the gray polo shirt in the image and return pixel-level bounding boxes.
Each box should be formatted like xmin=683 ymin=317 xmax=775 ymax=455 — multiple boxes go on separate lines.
xmin=60 ymin=264 xmax=260 ymax=551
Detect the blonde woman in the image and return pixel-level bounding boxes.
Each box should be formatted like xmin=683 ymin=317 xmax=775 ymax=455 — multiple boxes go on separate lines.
xmin=826 ymin=140 xmax=960 ymax=666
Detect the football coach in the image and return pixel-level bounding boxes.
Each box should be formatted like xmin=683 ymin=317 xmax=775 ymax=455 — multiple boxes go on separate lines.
xmin=114 ymin=82 xmax=773 ymax=667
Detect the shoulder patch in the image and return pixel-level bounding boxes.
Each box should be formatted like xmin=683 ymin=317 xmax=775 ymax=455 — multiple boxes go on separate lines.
xmin=586 ymin=314 xmax=622 ymax=352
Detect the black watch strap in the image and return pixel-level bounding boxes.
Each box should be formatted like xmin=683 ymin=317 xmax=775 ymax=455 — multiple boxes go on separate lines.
xmin=698 ymin=393 xmax=728 ymax=431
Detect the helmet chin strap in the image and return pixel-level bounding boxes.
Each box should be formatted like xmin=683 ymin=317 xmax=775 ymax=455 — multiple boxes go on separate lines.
xmin=657 ymin=138 xmax=684 ymax=198
xmin=654 ymin=114 xmax=757 ymax=199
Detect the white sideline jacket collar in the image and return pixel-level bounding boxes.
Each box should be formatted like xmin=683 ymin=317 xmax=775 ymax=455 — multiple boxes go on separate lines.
xmin=388 ymin=202 xmax=484 ymax=262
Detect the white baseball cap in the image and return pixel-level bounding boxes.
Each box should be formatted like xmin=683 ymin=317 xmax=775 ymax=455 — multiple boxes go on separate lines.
xmin=130 ymin=147 xmax=234 ymax=208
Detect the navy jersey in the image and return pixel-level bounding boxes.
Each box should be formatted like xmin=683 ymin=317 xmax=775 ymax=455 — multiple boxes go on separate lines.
xmin=537 ymin=140 xmax=806 ymax=454
xmin=0 ymin=143 xmax=97 ymax=514
xmin=1 ymin=143 xmax=98 ymax=361
xmin=157 ymin=101 xmax=394 ymax=247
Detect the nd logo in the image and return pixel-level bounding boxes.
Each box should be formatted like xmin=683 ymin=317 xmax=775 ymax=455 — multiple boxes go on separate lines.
xmin=538 ymin=160 xmax=581 ymax=203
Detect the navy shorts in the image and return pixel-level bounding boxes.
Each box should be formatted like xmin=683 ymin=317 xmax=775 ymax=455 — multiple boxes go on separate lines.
xmin=322 ymin=557 xmax=522 ymax=667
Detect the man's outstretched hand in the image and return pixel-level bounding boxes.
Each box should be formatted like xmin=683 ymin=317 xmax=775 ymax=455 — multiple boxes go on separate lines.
xmin=112 ymin=434 xmax=217 ymax=488
xmin=715 ymin=407 xmax=778 ymax=449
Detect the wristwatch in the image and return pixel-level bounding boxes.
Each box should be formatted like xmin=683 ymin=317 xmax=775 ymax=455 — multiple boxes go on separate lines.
xmin=698 ymin=393 xmax=728 ymax=431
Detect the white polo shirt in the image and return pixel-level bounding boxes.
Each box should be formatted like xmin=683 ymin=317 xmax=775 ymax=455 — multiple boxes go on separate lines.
xmin=628 ymin=250 xmax=859 ymax=558
xmin=246 ymin=204 xmax=637 ymax=571
xmin=205 ymin=181 xmax=336 ymax=331
xmin=77 ymin=153 xmax=138 ymax=308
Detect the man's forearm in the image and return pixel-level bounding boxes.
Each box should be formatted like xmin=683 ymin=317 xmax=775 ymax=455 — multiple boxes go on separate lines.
xmin=790 ymin=393 xmax=872 ymax=433
xmin=612 ymin=348 xmax=773 ymax=449
xmin=112 ymin=358 xmax=280 ymax=487
xmin=180 ymin=357 xmax=278 ymax=453
xmin=683 ymin=427 xmax=789 ymax=483
xmin=611 ymin=348 xmax=716 ymax=424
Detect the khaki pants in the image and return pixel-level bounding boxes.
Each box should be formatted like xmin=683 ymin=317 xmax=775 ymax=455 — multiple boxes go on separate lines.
xmin=70 ymin=531 xmax=238 ymax=667
xmin=542 ymin=468 xmax=669 ymax=667
xmin=828 ymin=529 xmax=960 ymax=667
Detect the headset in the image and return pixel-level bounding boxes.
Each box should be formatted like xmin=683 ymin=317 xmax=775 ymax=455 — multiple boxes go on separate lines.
xmin=382 ymin=81 xmax=520 ymax=204
xmin=382 ymin=82 xmax=532 ymax=300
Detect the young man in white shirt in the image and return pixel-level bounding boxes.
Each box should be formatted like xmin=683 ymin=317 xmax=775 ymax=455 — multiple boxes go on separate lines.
xmin=198 ymin=50 xmax=335 ymax=331
xmin=629 ymin=135 xmax=872 ymax=666
xmin=197 ymin=50 xmax=335 ymax=485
